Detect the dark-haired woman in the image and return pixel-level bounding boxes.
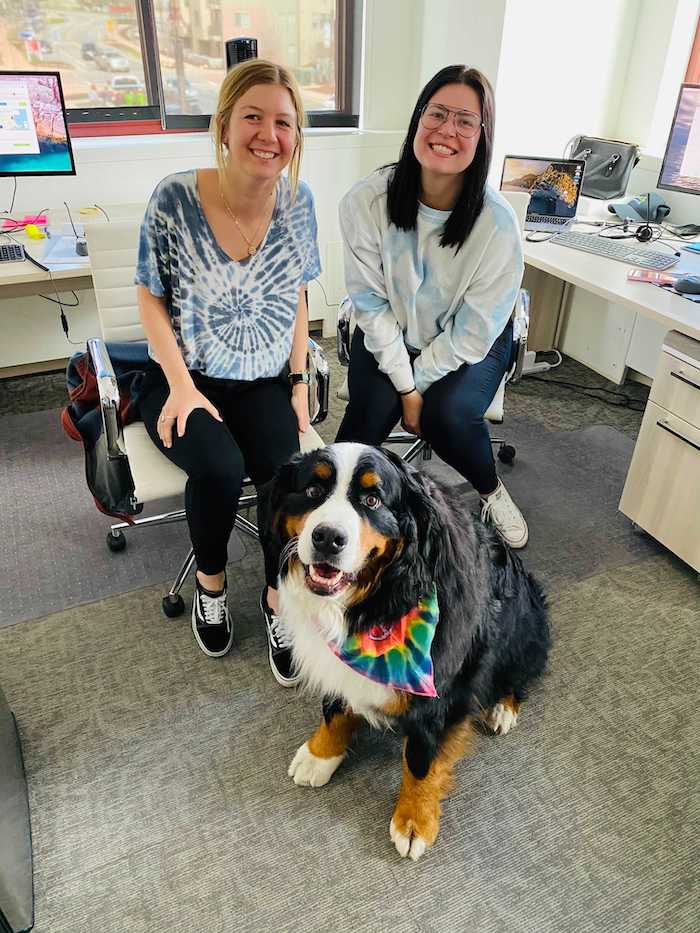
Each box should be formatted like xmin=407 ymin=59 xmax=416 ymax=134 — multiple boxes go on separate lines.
xmin=336 ymin=65 xmax=528 ymax=547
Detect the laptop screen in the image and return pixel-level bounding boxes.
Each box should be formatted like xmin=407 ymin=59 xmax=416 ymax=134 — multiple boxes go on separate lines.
xmin=500 ymin=156 xmax=586 ymax=219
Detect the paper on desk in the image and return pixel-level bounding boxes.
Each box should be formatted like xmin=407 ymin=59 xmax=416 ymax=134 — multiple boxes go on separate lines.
xmin=41 ymin=235 xmax=90 ymax=266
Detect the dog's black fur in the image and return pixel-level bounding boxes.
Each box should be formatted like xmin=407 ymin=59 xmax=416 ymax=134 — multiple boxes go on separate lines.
xmin=271 ymin=445 xmax=551 ymax=780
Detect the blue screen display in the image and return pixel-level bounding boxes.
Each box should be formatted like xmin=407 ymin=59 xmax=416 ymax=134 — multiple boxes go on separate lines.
xmin=0 ymin=71 xmax=75 ymax=176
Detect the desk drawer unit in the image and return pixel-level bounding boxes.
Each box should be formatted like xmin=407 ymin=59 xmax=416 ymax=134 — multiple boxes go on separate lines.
xmin=620 ymin=331 xmax=700 ymax=573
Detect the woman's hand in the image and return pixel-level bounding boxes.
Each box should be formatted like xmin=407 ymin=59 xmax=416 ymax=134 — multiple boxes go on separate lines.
xmin=157 ymin=380 xmax=222 ymax=448
xmin=291 ymin=382 xmax=310 ymax=434
xmin=400 ymin=389 xmax=423 ymax=436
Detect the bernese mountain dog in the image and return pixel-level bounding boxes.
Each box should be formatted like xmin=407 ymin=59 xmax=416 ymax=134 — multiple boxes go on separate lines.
xmin=269 ymin=442 xmax=551 ymax=861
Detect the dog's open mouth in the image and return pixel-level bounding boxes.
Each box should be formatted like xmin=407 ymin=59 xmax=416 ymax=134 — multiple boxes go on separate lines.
xmin=305 ymin=562 xmax=354 ymax=596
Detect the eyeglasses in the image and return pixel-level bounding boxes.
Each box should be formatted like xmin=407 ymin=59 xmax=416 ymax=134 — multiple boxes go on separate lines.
xmin=420 ymin=103 xmax=483 ymax=139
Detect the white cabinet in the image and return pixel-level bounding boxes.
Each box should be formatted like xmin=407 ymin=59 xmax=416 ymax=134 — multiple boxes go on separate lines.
xmin=619 ymin=331 xmax=700 ymax=573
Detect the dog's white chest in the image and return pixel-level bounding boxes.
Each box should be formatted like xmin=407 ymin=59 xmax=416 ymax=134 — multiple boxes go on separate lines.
xmin=279 ymin=576 xmax=395 ymax=724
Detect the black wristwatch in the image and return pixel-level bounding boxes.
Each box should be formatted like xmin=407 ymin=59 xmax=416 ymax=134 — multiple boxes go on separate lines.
xmin=288 ymin=371 xmax=310 ymax=386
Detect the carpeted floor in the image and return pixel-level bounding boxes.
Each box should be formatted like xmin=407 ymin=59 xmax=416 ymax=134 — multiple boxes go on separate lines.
xmin=1 ymin=349 xmax=698 ymax=933
xmin=0 ymin=551 xmax=697 ymax=933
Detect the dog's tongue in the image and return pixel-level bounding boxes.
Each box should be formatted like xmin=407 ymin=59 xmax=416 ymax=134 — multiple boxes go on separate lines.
xmin=310 ymin=563 xmax=343 ymax=584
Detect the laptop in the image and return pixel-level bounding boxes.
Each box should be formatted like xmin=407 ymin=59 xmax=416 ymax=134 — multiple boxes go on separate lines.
xmin=500 ymin=155 xmax=586 ymax=232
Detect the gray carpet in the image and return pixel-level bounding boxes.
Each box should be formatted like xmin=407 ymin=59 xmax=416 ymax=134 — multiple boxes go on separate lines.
xmin=0 ymin=409 xmax=245 ymax=628
xmin=0 ymin=551 xmax=697 ymax=933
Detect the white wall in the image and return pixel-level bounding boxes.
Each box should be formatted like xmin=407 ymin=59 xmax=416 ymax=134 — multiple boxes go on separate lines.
xmin=490 ymin=0 xmax=639 ymax=187
xmin=418 ymin=0 xmax=507 ymax=90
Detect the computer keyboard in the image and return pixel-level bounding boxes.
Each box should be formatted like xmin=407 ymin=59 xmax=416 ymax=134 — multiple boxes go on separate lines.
xmin=0 ymin=242 xmax=25 ymax=263
xmin=551 ymin=230 xmax=679 ymax=270
xmin=530 ymin=215 xmax=569 ymax=226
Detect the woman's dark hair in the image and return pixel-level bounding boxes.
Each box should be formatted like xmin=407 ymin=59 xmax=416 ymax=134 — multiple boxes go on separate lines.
xmin=386 ymin=64 xmax=495 ymax=252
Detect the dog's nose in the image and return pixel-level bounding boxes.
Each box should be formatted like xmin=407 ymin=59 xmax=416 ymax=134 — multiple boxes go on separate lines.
xmin=311 ymin=523 xmax=348 ymax=556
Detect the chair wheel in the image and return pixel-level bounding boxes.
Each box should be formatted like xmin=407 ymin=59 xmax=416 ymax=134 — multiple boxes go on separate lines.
xmin=497 ymin=444 xmax=516 ymax=464
xmin=162 ymin=594 xmax=185 ymax=618
xmin=106 ymin=530 xmax=126 ymax=552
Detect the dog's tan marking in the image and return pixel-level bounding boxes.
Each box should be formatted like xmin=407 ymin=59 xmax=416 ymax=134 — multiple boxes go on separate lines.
xmin=346 ymin=537 xmax=404 ymax=607
xmin=391 ymin=719 xmax=475 ymax=855
xmin=382 ymin=692 xmax=410 ymax=717
xmin=307 ymin=709 xmax=362 ymax=759
xmin=312 ymin=462 xmax=332 ymax=480
xmin=284 ymin=512 xmax=309 ymax=540
xmin=359 ymin=470 xmax=381 ymax=489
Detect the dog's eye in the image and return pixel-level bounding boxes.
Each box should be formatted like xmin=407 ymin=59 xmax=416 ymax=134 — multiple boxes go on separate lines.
xmin=306 ymin=484 xmax=324 ymax=499
xmin=363 ymin=494 xmax=382 ymax=510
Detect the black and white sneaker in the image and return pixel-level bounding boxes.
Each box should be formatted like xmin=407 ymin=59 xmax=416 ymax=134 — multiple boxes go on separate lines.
xmin=260 ymin=587 xmax=300 ymax=687
xmin=191 ymin=576 xmax=233 ymax=658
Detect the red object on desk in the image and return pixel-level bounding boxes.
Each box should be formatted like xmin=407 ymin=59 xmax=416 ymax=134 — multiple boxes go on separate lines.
xmin=1 ymin=215 xmax=48 ymax=230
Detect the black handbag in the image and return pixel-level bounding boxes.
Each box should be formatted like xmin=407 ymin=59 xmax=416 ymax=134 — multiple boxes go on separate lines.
xmin=565 ymin=135 xmax=640 ymax=200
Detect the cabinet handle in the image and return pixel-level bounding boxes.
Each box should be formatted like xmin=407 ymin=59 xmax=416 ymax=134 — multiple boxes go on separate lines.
xmin=656 ymin=420 xmax=700 ymax=453
xmin=670 ymin=370 xmax=700 ymax=392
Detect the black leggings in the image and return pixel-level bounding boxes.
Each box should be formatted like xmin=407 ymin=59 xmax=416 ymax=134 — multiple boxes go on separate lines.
xmin=140 ymin=363 xmax=299 ymax=585
xmin=336 ymin=324 xmax=512 ymax=495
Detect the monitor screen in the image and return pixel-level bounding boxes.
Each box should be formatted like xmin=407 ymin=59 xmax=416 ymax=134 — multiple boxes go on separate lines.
xmin=500 ymin=156 xmax=585 ymax=219
xmin=0 ymin=71 xmax=75 ymax=177
xmin=658 ymin=84 xmax=700 ymax=195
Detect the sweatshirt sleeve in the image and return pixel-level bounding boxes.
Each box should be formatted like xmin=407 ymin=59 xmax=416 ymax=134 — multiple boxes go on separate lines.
xmin=338 ymin=185 xmax=415 ymax=394
xmin=412 ymin=225 xmax=524 ymax=395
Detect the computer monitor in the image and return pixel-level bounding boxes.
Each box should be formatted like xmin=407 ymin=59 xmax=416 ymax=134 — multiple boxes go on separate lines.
xmin=658 ymin=83 xmax=700 ymax=196
xmin=0 ymin=70 xmax=75 ymax=177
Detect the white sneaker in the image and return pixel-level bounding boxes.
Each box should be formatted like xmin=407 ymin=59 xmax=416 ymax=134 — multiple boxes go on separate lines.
xmin=480 ymin=480 xmax=529 ymax=549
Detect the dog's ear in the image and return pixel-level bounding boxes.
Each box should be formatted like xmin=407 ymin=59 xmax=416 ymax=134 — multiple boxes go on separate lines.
xmin=269 ymin=452 xmax=305 ymax=517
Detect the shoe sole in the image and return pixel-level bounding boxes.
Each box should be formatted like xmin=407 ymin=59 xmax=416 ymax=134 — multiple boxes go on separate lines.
xmin=191 ymin=606 xmax=233 ymax=658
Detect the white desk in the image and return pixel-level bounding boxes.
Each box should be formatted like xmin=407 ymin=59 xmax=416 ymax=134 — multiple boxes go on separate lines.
xmin=523 ymin=236 xmax=700 ymax=343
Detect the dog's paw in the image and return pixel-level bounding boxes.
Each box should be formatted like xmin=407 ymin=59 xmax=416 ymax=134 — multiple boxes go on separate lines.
xmin=487 ymin=701 xmax=518 ymax=735
xmin=288 ymin=742 xmax=345 ymax=787
xmin=389 ymin=812 xmax=437 ymax=862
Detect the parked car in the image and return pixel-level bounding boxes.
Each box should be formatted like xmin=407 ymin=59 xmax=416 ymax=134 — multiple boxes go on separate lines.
xmin=81 ymin=41 xmax=97 ymax=60
xmin=95 ymin=47 xmax=130 ymax=72
xmin=105 ymin=75 xmax=145 ymax=105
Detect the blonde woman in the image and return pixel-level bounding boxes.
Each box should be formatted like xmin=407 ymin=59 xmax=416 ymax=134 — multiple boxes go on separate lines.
xmin=135 ymin=60 xmax=320 ymax=679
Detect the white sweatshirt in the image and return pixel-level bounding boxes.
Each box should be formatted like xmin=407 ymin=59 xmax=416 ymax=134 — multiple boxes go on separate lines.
xmin=338 ymin=168 xmax=524 ymax=394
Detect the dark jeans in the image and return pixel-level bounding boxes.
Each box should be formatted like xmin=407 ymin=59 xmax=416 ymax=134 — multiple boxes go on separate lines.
xmin=140 ymin=362 xmax=299 ymax=584
xmin=336 ymin=324 xmax=513 ymax=495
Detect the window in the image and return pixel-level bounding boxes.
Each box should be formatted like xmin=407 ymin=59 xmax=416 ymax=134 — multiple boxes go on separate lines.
xmin=0 ymin=0 xmax=359 ymax=134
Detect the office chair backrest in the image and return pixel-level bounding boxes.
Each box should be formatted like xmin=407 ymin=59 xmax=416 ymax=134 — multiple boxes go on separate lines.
xmin=85 ymin=219 xmax=144 ymax=343
xmin=500 ymin=190 xmax=529 ymax=235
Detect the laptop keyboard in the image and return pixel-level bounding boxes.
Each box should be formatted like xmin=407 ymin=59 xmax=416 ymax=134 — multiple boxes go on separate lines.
xmin=551 ymin=230 xmax=679 ymax=270
xmin=529 ymin=215 xmax=569 ymax=225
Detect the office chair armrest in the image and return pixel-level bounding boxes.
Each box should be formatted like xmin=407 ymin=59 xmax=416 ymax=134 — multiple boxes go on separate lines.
xmin=308 ymin=338 xmax=330 ymax=425
xmin=336 ymin=296 xmax=353 ymax=366
xmin=507 ymin=288 xmax=530 ymax=385
xmin=87 ymin=337 xmax=127 ymax=460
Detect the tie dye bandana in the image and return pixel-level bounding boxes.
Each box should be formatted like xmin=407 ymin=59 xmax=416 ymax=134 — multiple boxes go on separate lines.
xmin=328 ymin=584 xmax=439 ymax=697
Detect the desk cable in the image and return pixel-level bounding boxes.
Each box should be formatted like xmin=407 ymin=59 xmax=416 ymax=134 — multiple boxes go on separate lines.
xmin=516 ymin=372 xmax=646 ymax=412
xmin=6 ymin=231 xmax=82 ymax=344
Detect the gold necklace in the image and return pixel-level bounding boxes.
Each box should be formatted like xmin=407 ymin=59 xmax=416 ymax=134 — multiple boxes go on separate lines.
xmin=219 ymin=186 xmax=273 ymax=256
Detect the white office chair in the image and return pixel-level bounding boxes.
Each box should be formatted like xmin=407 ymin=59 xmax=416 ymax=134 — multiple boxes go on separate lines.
xmin=336 ymin=190 xmax=531 ymax=465
xmin=85 ymin=219 xmax=328 ymax=617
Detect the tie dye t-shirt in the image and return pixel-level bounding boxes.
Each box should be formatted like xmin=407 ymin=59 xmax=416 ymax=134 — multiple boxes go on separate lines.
xmin=135 ymin=170 xmax=321 ymax=381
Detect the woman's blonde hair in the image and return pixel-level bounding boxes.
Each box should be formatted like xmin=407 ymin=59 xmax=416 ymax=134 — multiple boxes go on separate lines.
xmin=212 ymin=59 xmax=305 ymax=200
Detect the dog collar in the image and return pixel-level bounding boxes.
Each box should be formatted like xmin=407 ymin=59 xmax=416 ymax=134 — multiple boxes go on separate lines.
xmin=325 ymin=584 xmax=439 ymax=698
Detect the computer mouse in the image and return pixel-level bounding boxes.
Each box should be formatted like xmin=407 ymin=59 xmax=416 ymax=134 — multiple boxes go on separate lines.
xmin=76 ymin=237 xmax=89 ymax=257
xmin=674 ymin=275 xmax=700 ymax=295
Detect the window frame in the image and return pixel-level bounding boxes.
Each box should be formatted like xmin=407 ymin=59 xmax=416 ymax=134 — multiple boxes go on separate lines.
xmin=64 ymin=0 xmax=360 ymax=137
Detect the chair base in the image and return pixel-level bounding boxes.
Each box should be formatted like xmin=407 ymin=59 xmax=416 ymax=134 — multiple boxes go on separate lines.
xmin=107 ymin=499 xmax=262 ymax=619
